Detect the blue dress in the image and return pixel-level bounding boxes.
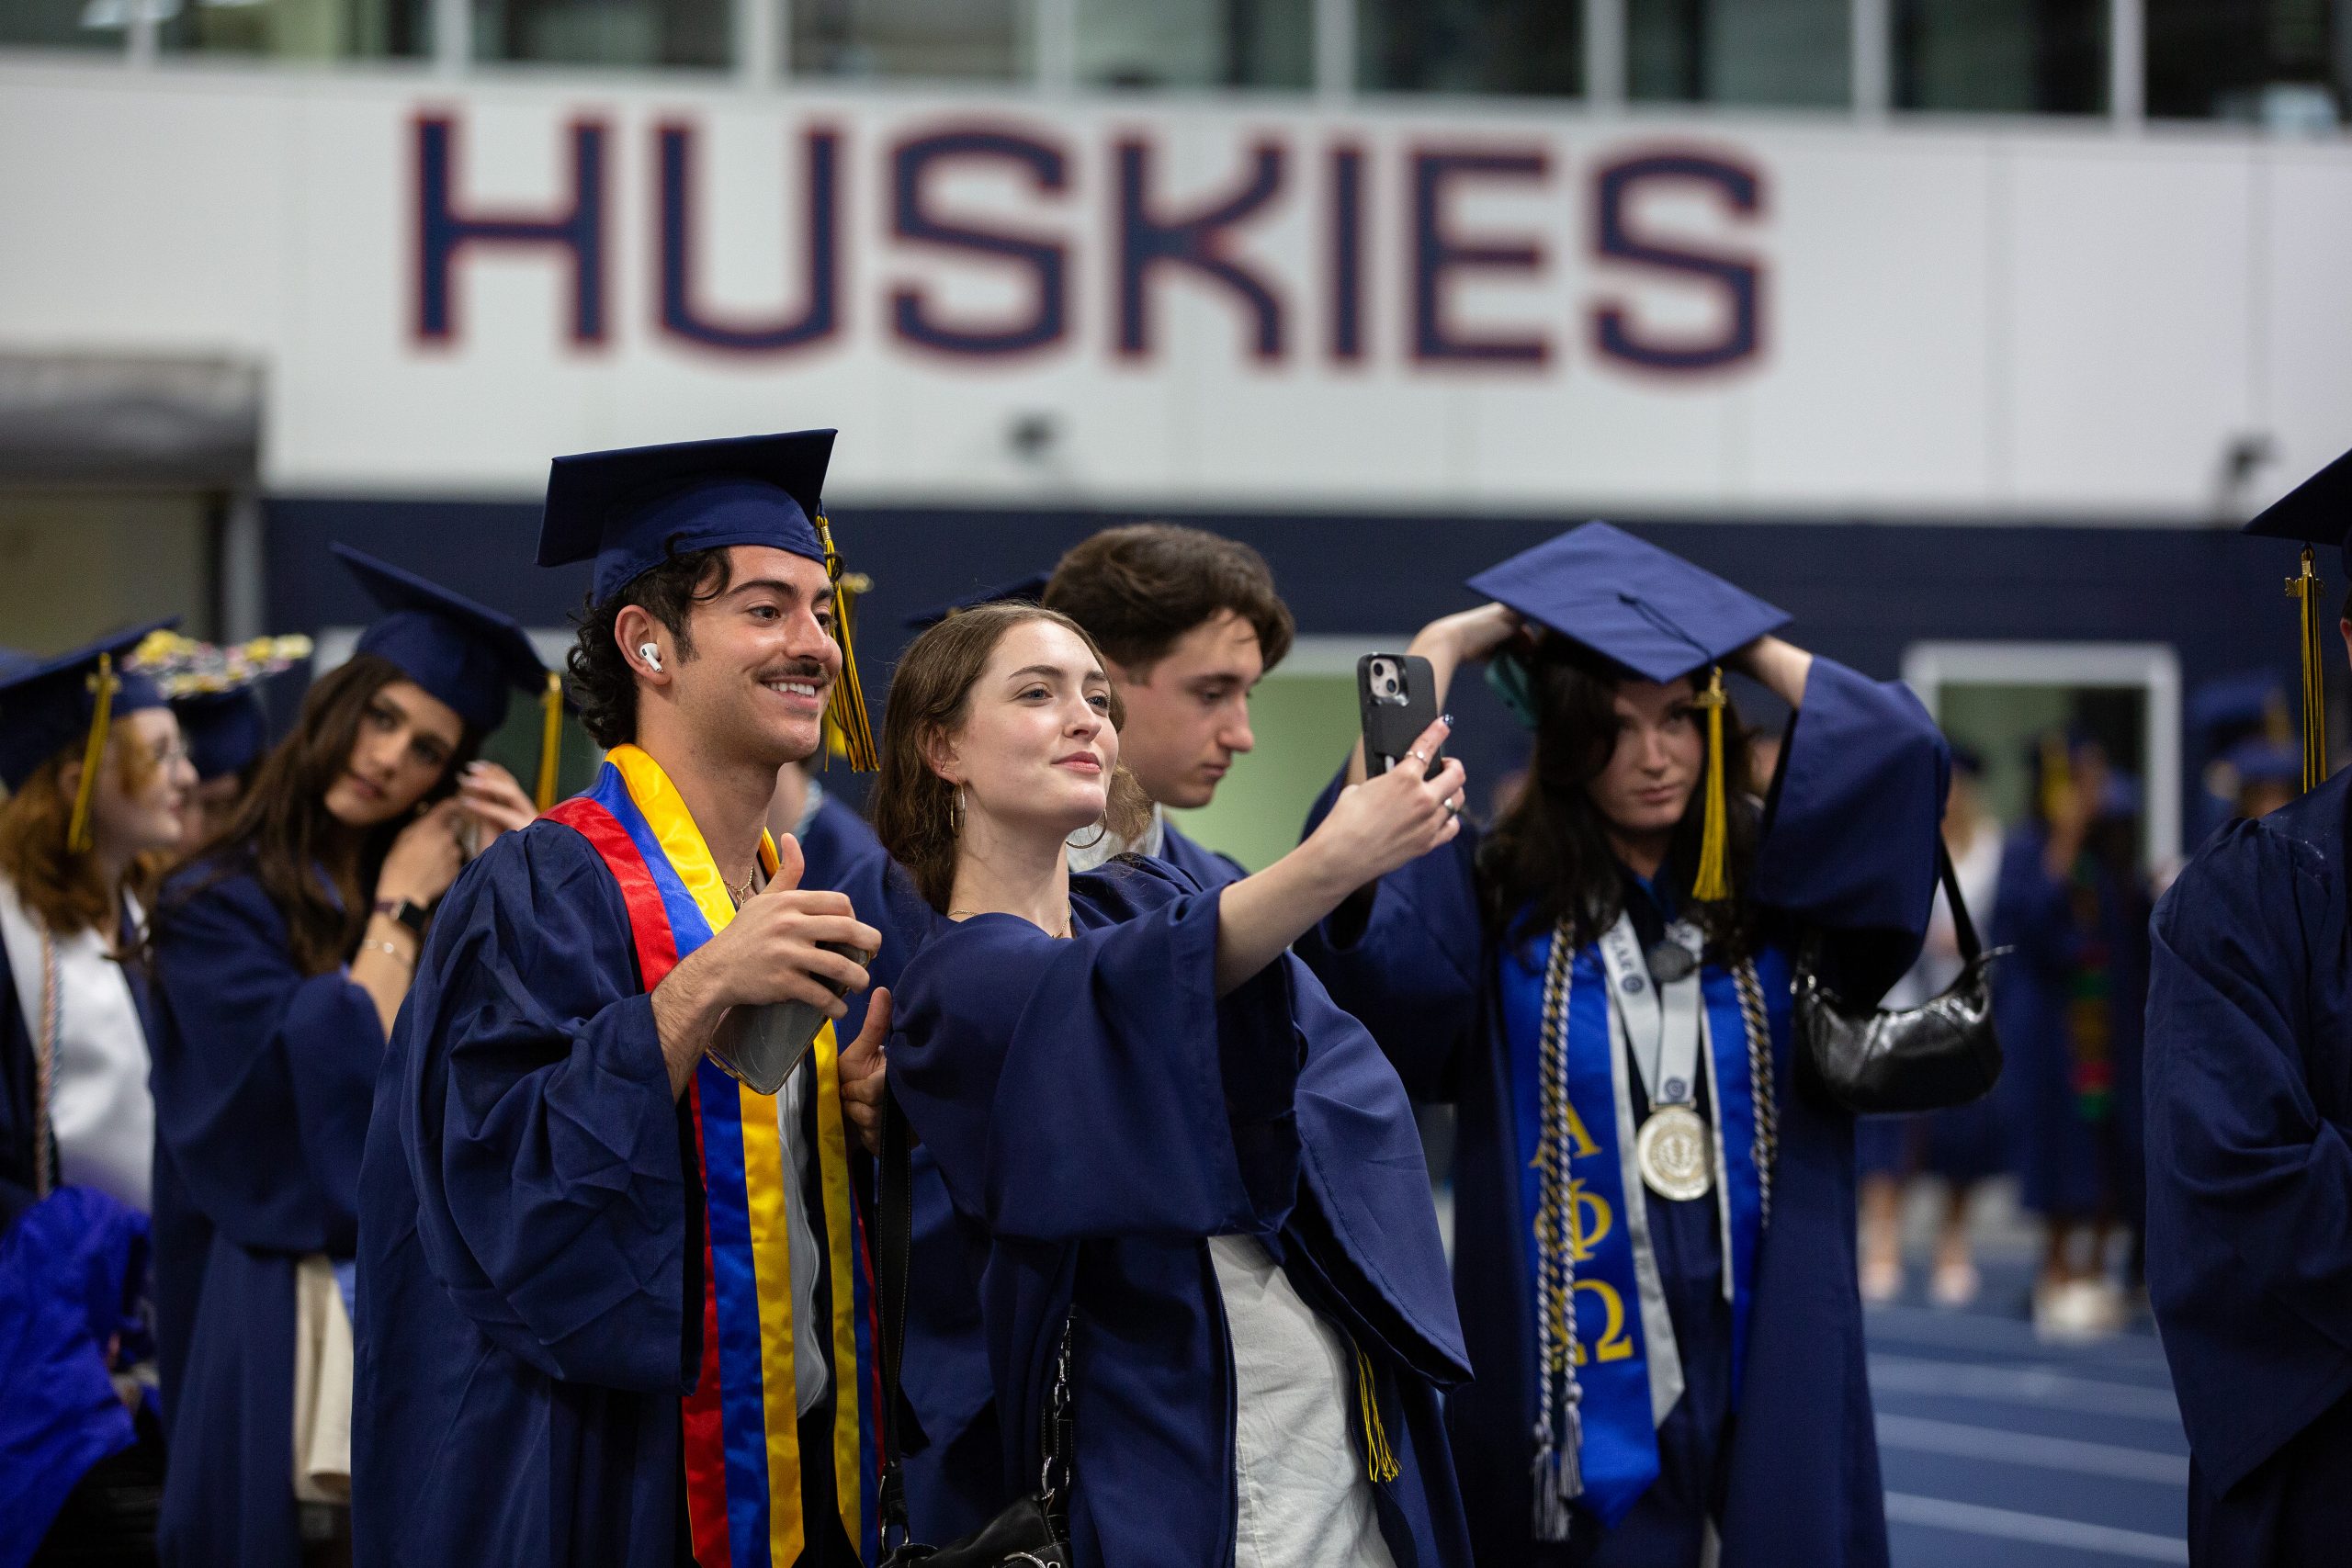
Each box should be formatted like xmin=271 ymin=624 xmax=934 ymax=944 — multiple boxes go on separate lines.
xmin=1295 ymin=658 xmax=1946 ymax=1568
xmin=2146 ymin=771 xmax=2352 ymax=1563
xmin=889 ymin=857 xmax=1474 ymax=1568
xmin=149 ymin=860 xmax=385 ymax=1568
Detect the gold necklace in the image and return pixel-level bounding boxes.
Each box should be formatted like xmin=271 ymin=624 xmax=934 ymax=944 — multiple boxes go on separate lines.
xmin=727 ymin=870 xmax=759 ymax=907
xmin=948 ymin=907 xmax=1073 ymax=939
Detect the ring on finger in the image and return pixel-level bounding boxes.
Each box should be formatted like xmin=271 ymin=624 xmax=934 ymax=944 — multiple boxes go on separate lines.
xmin=1403 ymin=750 xmax=1427 ymax=766
xmin=1444 ymin=798 xmax=1462 ymax=817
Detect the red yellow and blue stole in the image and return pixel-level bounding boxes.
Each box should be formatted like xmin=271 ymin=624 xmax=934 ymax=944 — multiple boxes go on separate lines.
xmin=546 ymin=744 xmax=880 ymax=1567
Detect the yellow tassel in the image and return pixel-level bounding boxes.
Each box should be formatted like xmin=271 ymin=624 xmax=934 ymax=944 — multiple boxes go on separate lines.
xmin=1690 ymin=666 xmax=1732 ymax=903
xmin=535 ymin=671 xmax=564 ymax=812
xmin=2038 ymin=732 xmax=2072 ymax=825
xmin=2289 ymin=547 xmax=2330 ymax=794
xmin=814 ymin=517 xmax=878 ymax=772
xmin=66 ymin=654 xmax=119 ymax=855
xmin=1351 ymin=1340 xmax=1399 ymax=1484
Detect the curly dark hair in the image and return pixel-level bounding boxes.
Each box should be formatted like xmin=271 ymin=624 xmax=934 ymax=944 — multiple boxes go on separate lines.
xmin=1477 ymin=637 xmax=1764 ymax=962
xmin=566 ymin=547 xmax=736 ymax=748
xmin=1044 ymin=523 xmax=1295 ymax=676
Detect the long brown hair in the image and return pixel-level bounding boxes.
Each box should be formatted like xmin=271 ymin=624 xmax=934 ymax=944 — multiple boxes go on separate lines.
xmin=163 ymin=654 xmax=477 ymax=976
xmin=1478 ymin=637 xmax=1762 ymax=956
xmin=874 ymin=604 xmax=1153 ymax=909
xmin=0 ymin=728 xmax=170 ymax=938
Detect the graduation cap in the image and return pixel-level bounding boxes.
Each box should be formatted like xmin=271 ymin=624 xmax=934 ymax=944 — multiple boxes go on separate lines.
xmin=903 ymin=570 xmax=1054 ymax=632
xmin=130 ymin=630 xmax=316 ymax=783
xmin=2242 ymin=446 xmax=2352 ymax=793
xmin=535 ymin=428 xmax=876 ymax=769
xmin=334 ymin=546 xmax=571 ymax=809
xmin=1467 ymin=522 xmax=1792 ymax=901
xmin=0 ymin=619 xmax=177 ymax=851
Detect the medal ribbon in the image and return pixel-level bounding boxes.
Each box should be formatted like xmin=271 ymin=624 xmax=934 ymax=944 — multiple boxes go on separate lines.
xmin=547 ymin=745 xmax=879 ymax=1567
xmin=1504 ymin=925 xmax=1786 ymax=1530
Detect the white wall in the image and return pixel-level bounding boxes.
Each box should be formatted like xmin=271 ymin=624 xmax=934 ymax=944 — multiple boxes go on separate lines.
xmin=0 ymin=59 xmax=2345 ymax=517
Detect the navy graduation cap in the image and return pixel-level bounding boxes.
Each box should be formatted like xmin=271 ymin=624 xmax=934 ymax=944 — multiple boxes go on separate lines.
xmin=175 ymin=688 xmax=269 ymax=783
xmin=1468 ymin=522 xmax=1789 ymax=901
xmin=0 ymin=619 xmax=177 ymax=850
xmin=2241 ymin=445 xmax=2352 ymax=795
xmin=535 ymin=426 xmax=876 ymax=769
xmin=903 ymin=570 xmax=1054 ymax=632
xmin=130 ymin=629 xmax=315 ymax=784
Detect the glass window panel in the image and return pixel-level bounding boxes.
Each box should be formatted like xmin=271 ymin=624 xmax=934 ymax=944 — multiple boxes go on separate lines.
xmin=1356 ymin=0 xmax=1580 ymax=96
xmin=0 ymin=0 xmax=130 ymax=51
xmin=1628 ymin=0 xmax=1850 ymax=107
xmin=793 ymin=0 xmax=1024 ymax=80
xmin=1077 ymin=0 xmax=1310 ymax=89
xmin=2147 ymin=0 xmax=2347 ymax=126
xmin=473 ymin=0 xmax=726 ymax=67
xmin=1894 ymin=0 xmax=2107 ymax=113
xmin=155 ymin=0 xmax=430 ymax=57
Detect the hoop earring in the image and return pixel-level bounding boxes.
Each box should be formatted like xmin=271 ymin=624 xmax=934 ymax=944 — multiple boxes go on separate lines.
xmin=948 ymin=786 xmax=967 ymax=836
xmin=1071 ymin=818 xmax=1112 ymax=852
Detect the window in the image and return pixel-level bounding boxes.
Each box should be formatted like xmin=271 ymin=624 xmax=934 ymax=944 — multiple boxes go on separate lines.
xmin=1894 ymin=0 xmax=2106 ymax=113
xmin=0 ymin=0 xmax=130 ymax=51
xmin=1077 ymin=0 xmax=1310 ymax=90
xmin=471 ymin=0 xmax=726 ymax=68
xmin=793 ymin=0 xmax=1027 ymax=80
xmin=1357 ymin=0 xmax=1581 ymax=97
xmin=2147 ymin=0 xmax=2346 ymax=127
xmin=1629 ymin=0 xmax=1849 ymax=107
xmin=154 ymin=0 xmax=430 ymax=58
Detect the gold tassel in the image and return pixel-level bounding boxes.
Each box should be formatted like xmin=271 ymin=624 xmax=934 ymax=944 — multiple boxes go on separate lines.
xmin=535 ymin=671 xmax=564 ymax=812
xmin=1690 ymin=666 xmax=1732 ymax=902
xmin=2290 ymin=547 xmax=2330 ymax=794
xmin=2039 ymin=732 xmax=2072 ymax=825
xmin=814 ymin=516 xmax=877 ymax=772
xmin=66 ymin=654 xmax=119 ymax=854
xmin=1351 ymin=1340 xmax=1399 ymax=1484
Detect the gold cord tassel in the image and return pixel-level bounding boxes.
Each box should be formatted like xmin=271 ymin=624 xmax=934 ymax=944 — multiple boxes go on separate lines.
xmin=66 ymin=654 xmax=119 ymax=854
xmin=1690 ymin=666 xmax=1732 ymax=902
xmin=535 ymin=671 xmax=564 ymax=812
xmin=814 ymin=515 xmax=878 ymax=772
xmin=1352 ymin=1340 xmax=1399 ymax=1484
xmin=2290 ymin=547 xmax=2330 ymax=794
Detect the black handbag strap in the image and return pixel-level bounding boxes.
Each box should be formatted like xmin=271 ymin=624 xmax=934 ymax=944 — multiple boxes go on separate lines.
xmin=1936 ymin=839 xmax=1983 ymax=963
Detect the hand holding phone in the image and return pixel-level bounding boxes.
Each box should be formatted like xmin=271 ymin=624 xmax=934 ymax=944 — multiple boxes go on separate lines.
xmin=1360 ymin=654 xmax=1446 ymax=780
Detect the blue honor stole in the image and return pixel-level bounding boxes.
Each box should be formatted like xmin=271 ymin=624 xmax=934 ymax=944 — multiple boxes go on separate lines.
xmin=1503 ymin=927 xmax=1781 ymax=1529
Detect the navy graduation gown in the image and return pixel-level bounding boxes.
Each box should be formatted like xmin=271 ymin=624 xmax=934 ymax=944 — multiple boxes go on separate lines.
xmin=149 ymin=861 xmax=385 ymax=1568
xmin=1296 ymin=658 xmax=1946 ymax=1568
xmin=1159 ymin=820 xmax=1248 ymax=891
xmin=351 ymin=822 xmax=698 ymax=1568
xmin=2146 ymin=770 xmax=2352 ymax=1562
xmin=1 ymin=933 xmax=45 ymax=1229
xmin=889 ymin=858 xmax=1474 ymax=1568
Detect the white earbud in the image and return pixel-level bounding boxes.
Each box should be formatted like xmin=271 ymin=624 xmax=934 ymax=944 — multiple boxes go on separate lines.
xmin=638 ymin=643 xmax=663 ymax=672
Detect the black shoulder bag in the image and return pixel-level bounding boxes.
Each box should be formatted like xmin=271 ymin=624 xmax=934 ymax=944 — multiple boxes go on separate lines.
xmin=1794 ymin=841 xmax=2008 ymax=1115
xmin=876 ymin=1090 xmax=1073 ymax=1568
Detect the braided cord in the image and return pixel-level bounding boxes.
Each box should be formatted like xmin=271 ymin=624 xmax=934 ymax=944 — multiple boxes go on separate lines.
xmin=34 ymin=924 xmax=58 ymax=1201
xmin=1530 ymin=919 xmax=1582 ymax=1541
xmin=1734 ymin=957 xmax=1778 ymax=1224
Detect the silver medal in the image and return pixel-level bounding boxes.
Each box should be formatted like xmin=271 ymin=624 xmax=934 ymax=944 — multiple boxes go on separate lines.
xmin=1635 ymin=1105 xmax=1713 ymax=1201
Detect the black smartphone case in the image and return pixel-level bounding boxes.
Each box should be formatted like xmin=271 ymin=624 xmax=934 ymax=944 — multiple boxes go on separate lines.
xmin=1358 ymin=653 xmax=1444 ymax=779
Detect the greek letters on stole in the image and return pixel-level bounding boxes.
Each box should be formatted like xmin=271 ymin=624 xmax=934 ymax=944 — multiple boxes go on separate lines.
xmin=547 ymin=746 xmax=880 ymax=1567
xmin=1501 ymin=931 xmax=1781 ymax=1526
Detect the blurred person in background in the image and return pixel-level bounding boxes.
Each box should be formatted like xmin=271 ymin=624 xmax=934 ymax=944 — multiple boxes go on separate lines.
xmin=1856 ymin=746 xmax=2006 ymax=1308
xmin=2211 ymin=735 xmax=2301 ymax=825
xmin=867 ymin=601 xmax=1476 ymax=1567
xmin=149 ymin=549 xmax=544 ymax=1568
xmin=0 ymin=626 xmax=195 ymax=1564
xmin=1993 ymin=733 xmax=2150 ymax=1339
xmin=1295 ymin=525 xmax=1949 ymax=1568
xmin=145 ymin=633 xmax=314 ymax=853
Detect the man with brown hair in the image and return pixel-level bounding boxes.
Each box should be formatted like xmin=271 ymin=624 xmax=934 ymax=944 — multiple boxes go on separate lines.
xmin=1042 ymin=522 xmax=1295 ymax=889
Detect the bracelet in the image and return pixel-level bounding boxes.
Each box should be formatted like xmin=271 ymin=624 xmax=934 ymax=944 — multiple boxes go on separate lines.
xmin=359 ymin=939 xmax=413 ymax=970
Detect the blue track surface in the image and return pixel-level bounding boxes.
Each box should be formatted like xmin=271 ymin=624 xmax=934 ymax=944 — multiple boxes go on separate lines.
xmin=1868 ymin=1269 xmax=2188 ymax=1566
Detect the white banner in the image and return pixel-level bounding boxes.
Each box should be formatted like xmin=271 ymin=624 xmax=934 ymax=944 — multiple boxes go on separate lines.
xmin=1 ymin=62 xmax=2346 ymax=517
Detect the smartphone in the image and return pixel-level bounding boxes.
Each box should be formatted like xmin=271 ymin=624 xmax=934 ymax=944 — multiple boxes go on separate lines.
xmin=1358 ymin=653 xmax=1444 ymax=780
xmin=706 ymin=942 xmax=872 ymax=1095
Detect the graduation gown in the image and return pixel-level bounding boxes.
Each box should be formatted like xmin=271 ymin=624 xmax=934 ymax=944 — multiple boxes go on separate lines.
xmin=889 ymin=857 xmax=1476 ymax=1568
xmin=2146 ymin=770 xmax=2352 ymax=1563
xmin=149 ymin=860 xmax=386 ymax=1568
xmin=1295 ymin=658 xmax=1946 ymax=1568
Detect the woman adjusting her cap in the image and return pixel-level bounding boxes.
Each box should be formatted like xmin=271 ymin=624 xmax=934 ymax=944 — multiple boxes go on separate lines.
xmin=1295 ymin=523 xmax=1950 ymax=1568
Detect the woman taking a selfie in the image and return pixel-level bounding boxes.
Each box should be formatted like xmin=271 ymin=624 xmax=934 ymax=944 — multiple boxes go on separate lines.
xmin=866 ymin=601 xmax=1476 ymax=1568
xmin=149 ymin=547 xmax=550 ymax=1568
xmin=1298 ymin=525 xmax=1948 ymax=1568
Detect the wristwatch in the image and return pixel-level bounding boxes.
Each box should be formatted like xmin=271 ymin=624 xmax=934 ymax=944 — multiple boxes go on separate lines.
xmin=372 ymin=897 xmax=430 ymax=939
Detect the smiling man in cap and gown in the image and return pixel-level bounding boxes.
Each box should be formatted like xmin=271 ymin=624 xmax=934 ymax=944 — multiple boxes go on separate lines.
xmin=1295 ymin=524 xmax=1949 ymax=1566
xmin=2146 ymin=446 xmax=2352 ymax=1564
xmin=353 ymin=429 xmax=893 ymax=1568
